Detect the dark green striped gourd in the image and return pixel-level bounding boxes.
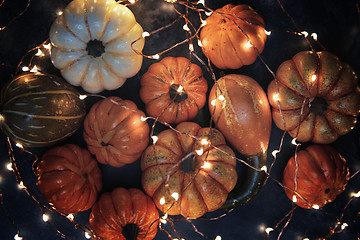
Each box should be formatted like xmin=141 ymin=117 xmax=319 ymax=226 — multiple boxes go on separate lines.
xmin=0 ymin=72 xmax=86 ymax=147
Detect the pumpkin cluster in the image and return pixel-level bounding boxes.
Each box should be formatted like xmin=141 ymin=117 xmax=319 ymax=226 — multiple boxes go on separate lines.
xmin=0 ymin=0 xmax=359 ymax=239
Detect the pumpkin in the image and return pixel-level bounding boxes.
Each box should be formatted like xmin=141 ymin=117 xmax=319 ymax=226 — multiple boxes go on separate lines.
xmin=282 ymin=145 xmax=350 ymax=209
xmin=208 ymin=74 xmax=272 ymax=208
xmin=267 ymin=51 xmax=360 ymax=144
xmin=83 ymin=96 xmax=149 ymax=167
xmin=200 ymin=4 xmax=267 ymax=69
xmin=0 ymin=72 xmax=86 ymax=147
xmin=89 ymin=187 xmax=159 ymax=240
xmin=36 ymin=144 xmax=102 ymax=214
xmin=49 ymin=0 xmax=145 ymax=93
xmin=141 ymin=122 xmax=237 ymax=219
xmin=139 ymin=57 xmax=208 ymax=124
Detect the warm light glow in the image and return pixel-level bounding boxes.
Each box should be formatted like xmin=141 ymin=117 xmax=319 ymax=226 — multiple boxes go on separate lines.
xmin=160 ymin=213 xmax=168 ymax=224
xmin=183 ymin=24 xmax=190 ymax=32
xmin=151 ymin=54 xmax=160 ymax=59
xmin=245 ymin=40 xmax=253 ymax=48
xmin=195 ymin=149 xmax=203 ymax=156
xmin=261 ymin=166 xmax=267 ymax=172
xmin=42 ymin=214 xmax=49 ymax=222
xmin=341 ymin=222 xmax=348 ymax=230
xmin=311 ymin=32 xmax=318 ymax=40
xmin=35 ymin=49 xmax=44 ymax=57
xmin=22 ymin=66 xmax=29 ymax=72
xmin=15 ymin=142 xmax=24 ymax=149
xmin=67 ymin=214 xmax=74 ymax=220
xmin=291 ymin=138 xmax=298 ymax=145
xmin=210 ymin=99 xmax=216 ymax=106
xmin=43 ymin=43 xmax=51 ymax=50
xmin=200 ymin=20 xmax=207 ymax=27
xmin=188 ymin=43 xmax=194 ymax=52
xmin=301 ymin=31 xmax=309 ymax=37
xmin=0 ymin=114 xmax=4 ymax=122
xmin=57 ymin=10 xmax=63 ymax=16
xmin=6 ymin=163 xmax=13 ymax=171
xmin=265 ymin=227 xmax=273 ymax=234
xmin=14 ymin=234 xmax=23 ymax=240
xmin=18 ymin=181 xmax=25 ymax=190
xmin=218 ymin=95 xmax=225 ymax=101
xmin=171 ymin=192 xmax=179 ymax=201
xmin=264 ymin=29 xmax=272 ymax=36
xmin=79 ymin=94 xmax=87 ymax=100
xmin=177 ymin=85 xmax=184 ymax=93
xmin=201 ymin=161 xmax=211 ymax=169
xmin=272 ymin=150 xmax=280 ymax=157
xmin=197 ymin=39 xmax=203 ymax=47
xmin=159 ymin=197 xmax=166 ymax=205
xmin=152 ymin=135 xmax=158 ymax=144
xmin=30 ymin=65 xmax=39 ymax=73
xmin=128 ymin=0 xmax=136 ymax=3
xmin=197 ymin=0 xmax=205 ymax=5
xmin=142 ymin=31 xmax=150 ymax=38
xmin=272 ymin=93 xmax=280 ymax=102
xmin=205 ymin=11 xmax=212 ymax=16
xmin=84 ymin=232 xmax=91 ymax=239
xmin=200 ymin=138 xmax=209 ymax=145
xmin=312 ymin=204 xmax=320 ymax=209
xmin=140 ymin=116 xmax=147 ymax=122
xmin=215 ymin=236 xmax=222 ymax=240
xmin=292 ymin=195 xmax=297 ymax=203
xmin=311 ymin=74 xmax=317 ymax=82
xmin=352 ymin=191 xmax=360 ymax=198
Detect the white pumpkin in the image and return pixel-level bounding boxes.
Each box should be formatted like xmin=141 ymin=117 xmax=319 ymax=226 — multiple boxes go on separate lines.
xmin=49 ymin=0 xmax=145 ymax=93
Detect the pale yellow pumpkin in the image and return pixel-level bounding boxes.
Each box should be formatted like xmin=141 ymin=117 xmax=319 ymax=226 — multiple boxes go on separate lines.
xmin=49 ymin=0 xmax=145 ymax=93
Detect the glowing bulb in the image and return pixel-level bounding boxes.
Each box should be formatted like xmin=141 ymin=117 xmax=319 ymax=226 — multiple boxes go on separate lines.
xmin=291 ymin=138 xmax=298 ymax=145
xmin=272 ymin=93 xmax=280 ymax=102
xmin=245 ymin=40 xmax=253 ymax=48
xmin=42 ymin=214 xmax=49 ymax=222
xmin=14 ymin=234 xmax=23 ymax=240
xmin=352 ymin=191 xmax=360 ymax=198
xmin=197 ymin=39 xmax=203 ymax=47
xmin=292 ymin=195 xmax=297 ymax=203
xmin=341 ymin=223 xmax=348 ymax=230
xmin=311 ymin=74 xmax=317 ymax=82
xmin=261 ymin=166 xmax=267 ymax=172
xmin=35 ymin=49 xmax=44 ymax=57
xmin=151 ymin=54 xmax=160 ymax=59
xmin=67 ymin=214 xmax=74 ymax=220
xmin=151 ymin=136 xmax=158 ymax=144
xmin=205 ymin=11 xmax=212 ymax=16
xmin=264 ymin=29 xmax=272 ymax=36
xmin=197 ymin=0 xmax=205 ymax=5
xmin=160 ymin=213 xmax=168 ymax=224
xmin=301 ymin=31 xmax=309 ymax=37
xmin=0 ymin=114 xmax=4 ymax=122
xmin=183 ymin=24 xmax=190 ymax=32
xmin=43 ymin=43 xmax=51 ymax=50
xmin=272 ymin=150 xmax=280 ymax=157
xmin=200 ymin=138 xmax=209 ymax=145
xmin=142 ymin=31 xmax=150 ymax=38
xmin=15 ymin=142 xmax=24 ymax=149
xmin=84 ymin=232 xmax=91 ymax=239
xmin=18 ymin=181 xmax=25 ymax=189
xmin=201 ymin=161 xmax=211 ymax=169
xmin=312 ymin=204 xmax=320 ymax=209
xmin=79 ymin=95 xmax=87 ymax=100
xmin=57 ymin=10 xmax=63 ymax=16
xmin=140 ymin=116 xmax=147 ymax=122
xmin=188 ymin=43 xmax=194 ymax=52
xmin=201 ymin=20 xmax=207 ymax=27
xmin=218 ymin=95 xmax=225 ymax=101
xmin=311 ymin=32 xmax=318 ymax=40
xmin=128 ymin=0 xmax=136 ymax=3
xmin=171 ymin=192 xmax=179 ymax=200
xmin=30 ymin=65 xmax=39 ymax=73
xmin=265 ymin=227 xmax=273 ymax=234
xmin=215 ymin=236 xmax=222 ymax=240
xmin=159 ymin=197 xmax=166 ymax=205
xmin=6 ymin=163 xmax=13 ymax=171
xmin=195 ymin=149 xmax=203 ymax=156
xmin=210 ymin=99 xmax=216 ymax=106
xmin=22 ymin=66 xmax=29 ymax=72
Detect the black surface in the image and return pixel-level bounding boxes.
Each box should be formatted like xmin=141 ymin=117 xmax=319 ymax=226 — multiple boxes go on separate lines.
xmin=0 ymin=0 xmax=360 ymax=240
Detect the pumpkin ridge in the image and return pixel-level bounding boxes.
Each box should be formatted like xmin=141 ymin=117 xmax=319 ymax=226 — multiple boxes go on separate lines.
xmin=273 ymin=81 xmax=306 ymax=111
xmin=83 ymin=0 xmax=94 ymax=40
xmin=62 ymin=11 xmax=87 ymax=45
xmin=225 ymin=19 xmax=244 ymax=66
xmin=3 ymin=110 xmax=85 ymax=120
xmin=199 ymin=167 xmax=229 ymax=192
xmin=98 ymin=1 xmax=116 ymax=42
xmin=286 ymin=59 xmax=311 ymax=97
xmin=320 ymin=62 xmax=344 ymax=98
xmin=192 ymin=174 xmax=210 ymax=212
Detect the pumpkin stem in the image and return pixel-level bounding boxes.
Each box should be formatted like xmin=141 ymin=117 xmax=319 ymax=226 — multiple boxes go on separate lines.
xmin=122 ymin=223 xmax=140 ymax=240
xmin=309 ymin=97 xmax=328 ymax=115
xmin=86 ymin=39 xmax=105 ymax=58
xmin=169 ymin=84 xmax=188 ymax=103
xmin=179 ymin=152 xmax=197 ymax=172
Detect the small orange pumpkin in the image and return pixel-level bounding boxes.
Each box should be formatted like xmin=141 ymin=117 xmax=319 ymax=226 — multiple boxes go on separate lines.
xmin=141 ymin=122 xmax=237 ymax=219
xmin=36 ymin=144 xmax=102 ymax=214
xmin=283 ymin=145 xmax=350 ymax=209
xmin=89 ymin=187 xmax=159 ymax=240
xmin=200 ymin=4 xmax=267 ymax=69
xmin=268 ymin=51 xmax=360 ymax=144
xmin=83 ymin=97 xmax=149 ymax=167
xmin=139 ymin=57 xmax=208 ymax=124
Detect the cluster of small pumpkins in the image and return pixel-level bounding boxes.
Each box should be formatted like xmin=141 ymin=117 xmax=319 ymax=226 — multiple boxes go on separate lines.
xmin=0 ymin=0 xmax=359 ymax=239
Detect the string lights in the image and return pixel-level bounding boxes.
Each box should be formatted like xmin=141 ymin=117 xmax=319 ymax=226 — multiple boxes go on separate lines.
xmin=0 ymin=0 xmax=359 ymax=240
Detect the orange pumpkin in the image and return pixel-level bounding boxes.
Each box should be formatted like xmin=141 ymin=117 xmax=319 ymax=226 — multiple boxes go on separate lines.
xmin=268 ymin=51 xmax=360 ymax=144
xmin=200 ymin=4 xmax=267 ymax=69
xmin=83 ymin=97 xmax=149 ymax=167
xmin=283 ymin=145 xmax=350 ymax=209
xmin=36 ymin=144 xmax=102 ymax=214
xmin=89 ymin=187 xmax=159 ymax=240
xmin=141 ymin=122 xmax=237 ymax=218
xmin=208 ymin=74 xmax=272 ymax=208
xmin=139 ymin=57 xmax=208 ymax=124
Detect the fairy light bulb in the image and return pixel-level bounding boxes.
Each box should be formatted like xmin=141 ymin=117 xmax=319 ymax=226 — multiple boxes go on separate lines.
xmin=292 ymin=195 xmax=297 ymax=203
xmin=200 ymin=138 xmax=209 ymax=145
xmin=177 ymin=85 xmax=184 ymax=93
xmin=22 ymin=66 xmax=29 ymax=72
xmin=301 ymin=31 xmax=309 ymax=37
xmin=188 ymin=43 xmax=194 ymax=52
xmin=57 ymin=10 xmax=63 ymax=16
xmin=128 ymin=0 xmax=136 ymax=3
xmin=159 ymin=197 xmax=166 ymax=205
xmin=210 ymin=99 xmax=216 ymax=106
xmin=35 ymin=49 xmax=44 ymax=57
xmin=171 ymin=192 xmax=179 ymax=200
xmin=352 ymin=191 xmax=360 ymax=198
xmin=197 ymin=0 xmax=205 ymax=5
xmin=261 ymin=166 xmax=267 ymax=172
xmin=218 ymin=95 xmax=225 ymax=101
xmin=201 ymin=161 xmax=211 ymax=169
xmin=151 ymin=54 xmax=160 ymax=59
xmin=18 ymin=181 xmax=25 ymax=189
xmin=30 ymin=65 xmax=39 ymax=73
xmin=160 ymin=213 xmax=168 ymax=224
xmin=272 ymin=150 xmax=280 ymax=157
xmin=200 ymin=19 xmax=207 ymax=27
xmin=195 ymin=149 xmax=203 ymax=156
xmin=6 ymin=162 xmax=13 ymax=171
xmin=183 ymin=24 xmax=190 ymax=32
xmin=311 ymin=74 xmax=317 ymax=82
xmin=197 ymin=39 xmax=203 ymax=47
xmin=14 ymin=234 xmax=23 ymax=240
xmin=142 ymin=31 xmax=150 ymax=38
xmin=151 ymin=135 xmax=158 ymax=144
xmin=43 ymin=43 xmax=51 ymax=50
xmin=312 ymin=204 xmax=320 ymax=209
xmin=245 ymin=40 xmax=253 ymax=48
xmin=15 ymin=142 xmax=24 ymax=149
xmin=311 ymin=32 xmax=318 ymax=40
xmin=79 ymin=95 xmax=87 ymax=100
xmin=42 ymin=214 xmax=49 ymax=222
xmin=67 ymin=214 xmax=74 ymax=220
xmin=215 ymin=236 xmax=222 ymax=240
xmin=265 ymin=227 xmax=273 ymax=234
xmin=273 ymin=93 xmax=280 ymax=102
xmin=84 ymin=232 xmax=91 ymax=239
xmin=341 ymin=222 xmax=348 ymax=230
xmin=140 ymin=116 xmax=147 ymax=122
xmin=264 ymin=29 xmax=272 ymax=36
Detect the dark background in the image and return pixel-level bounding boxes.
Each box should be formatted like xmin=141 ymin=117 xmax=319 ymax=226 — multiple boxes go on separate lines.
xmin=0 ymin=0 xmax=359 ymax=239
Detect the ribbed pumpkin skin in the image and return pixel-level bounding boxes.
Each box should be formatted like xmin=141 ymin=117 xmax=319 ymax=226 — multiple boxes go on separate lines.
xmin=200 ymin=4 xmax=267 ymax=69
xmin=83 ymin=96 xmax=149 ymax=167
xmin=89 ymin=188 xmax=159 ymax=240
xmin=0 ymin=72 xmax=86 ymax=147
xmin=140 ymin=57 xmax=208 ymax=124
xmin=268 ymin=51 xmax=360 ymax=144
xmin=283 ymin=145 xmax=350 ymax=209
xmin=141 ymin=122 xmax=237 ymax=219
xmin=36 ymin=144 xmax=102 ymax=214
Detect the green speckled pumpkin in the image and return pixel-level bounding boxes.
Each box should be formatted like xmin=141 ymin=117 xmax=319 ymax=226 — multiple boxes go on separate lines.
xmin=0 ymin=72 xmax=86 ymax=147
